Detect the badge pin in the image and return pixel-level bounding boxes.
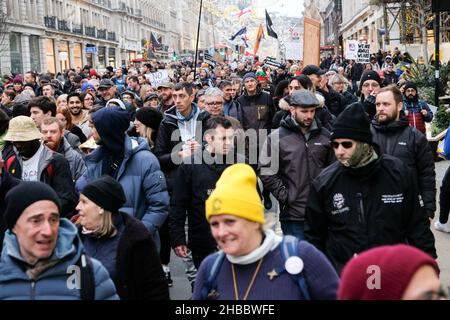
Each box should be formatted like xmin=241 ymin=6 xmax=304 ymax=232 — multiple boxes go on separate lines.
xmin=285 ymin=256 xmax=304 ymax=275
xmin=267 ymin=269 xmax=279 ymax=280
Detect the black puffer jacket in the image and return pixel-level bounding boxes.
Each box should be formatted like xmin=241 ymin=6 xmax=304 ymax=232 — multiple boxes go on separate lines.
xmin=305 ymin=154 xmax=436 ymax=273
xmin=371 ymin=115 xmax=436 ymax=215
xmin=169 ymin=151 xmax=247 ymax=255
xmin=259 ymin=114 xmax=335 ymax=222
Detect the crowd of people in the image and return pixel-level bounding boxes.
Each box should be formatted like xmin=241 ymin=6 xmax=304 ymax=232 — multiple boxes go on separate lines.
xmin=0 ymin=48 xmax=449 ymax=300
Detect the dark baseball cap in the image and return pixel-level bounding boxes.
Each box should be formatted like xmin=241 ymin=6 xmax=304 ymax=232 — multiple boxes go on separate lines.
xmin=98 ymin=79 xmax=115 ymax=89
xmin=301 ymin=65 xmax=327 ymax=76
xmin=144 ymin=93 xmax=159 ymax=102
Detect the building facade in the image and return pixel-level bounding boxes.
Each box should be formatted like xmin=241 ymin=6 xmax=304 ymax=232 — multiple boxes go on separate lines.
xmin=3 ymin=0 xmax=215 ymax=75
xmin=340 ymin=0 xmax=387 ymax=54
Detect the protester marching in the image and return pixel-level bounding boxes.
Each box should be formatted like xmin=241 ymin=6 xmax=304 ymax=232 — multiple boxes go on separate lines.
xmin=1 ymin=36 xmax=450 ymax=304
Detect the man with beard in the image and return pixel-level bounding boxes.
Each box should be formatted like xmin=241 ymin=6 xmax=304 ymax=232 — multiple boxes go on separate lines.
xmin=371 ymin=85 xmax=436 ymax=219
xmin=97 ymin=79 xmax=118 ymax=107
xmin=3 ymin=116 xmax=77 ymax=217
xmin=156 ymin=82 xmax=175 ymax=114
xmin=260 ymin=90 xmax=334 ymax=240
xmin=402 ymin=82 xmax=433 ymax=135
xmin=67 ymin=92 xmax=89 ymax=141
xmin=305 ymin=102 xmax=436 ymax=273
xmin=41 ymin=117 xmax=86 ymax=181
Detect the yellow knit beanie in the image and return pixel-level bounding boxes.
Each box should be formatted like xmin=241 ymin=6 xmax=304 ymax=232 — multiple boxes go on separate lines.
xmin=205 ymin=164 xmax=264 ymax=224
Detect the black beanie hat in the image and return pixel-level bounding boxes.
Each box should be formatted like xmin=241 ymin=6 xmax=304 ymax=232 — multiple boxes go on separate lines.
xmin=4 ymin=181 xmax=61 ymax=230
xmin=403 ymin=81 xmax=417 ymax=93
xmin=135 ymin=107 xmax=163 ymax=131
xmin=330 ymin=102 xmax=373 ymax=145
xmin=81 ymin=175 xmax=126 ymax=213
xmin=359 ymin=70 xmax=382 ymax=92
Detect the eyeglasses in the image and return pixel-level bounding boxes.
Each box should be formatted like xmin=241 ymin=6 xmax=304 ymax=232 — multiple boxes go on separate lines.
xmin=331 ymin=141 xmax=354 ymax=149
xmin=207 ymin=101 xmax=223 ymax=107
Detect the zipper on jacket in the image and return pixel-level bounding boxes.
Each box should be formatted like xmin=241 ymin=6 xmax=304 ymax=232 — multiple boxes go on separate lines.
xmin=355 ymin=193 xmax=366 ymax=225
xmin=30 ymin=281 xmax=36 ymax=300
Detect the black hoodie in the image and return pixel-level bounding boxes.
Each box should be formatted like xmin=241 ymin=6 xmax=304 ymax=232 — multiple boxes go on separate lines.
xmin=92 ymin=106 xmax=131 ymax=177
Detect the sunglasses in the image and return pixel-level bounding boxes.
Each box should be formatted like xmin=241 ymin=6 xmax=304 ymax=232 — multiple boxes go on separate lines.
xmin=331 ymin=141 xmax=354 ymax=149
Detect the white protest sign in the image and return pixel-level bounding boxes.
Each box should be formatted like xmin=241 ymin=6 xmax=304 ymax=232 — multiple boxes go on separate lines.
xmin=146 ymin=69 xmax=170 ymax=87
xmin=357 ymin=43 xmax=370 ymax=64
xmin=285 ymin=41 xmax=302 ymax=60
xmin=345 ymin=40 xmax=359 ymax=60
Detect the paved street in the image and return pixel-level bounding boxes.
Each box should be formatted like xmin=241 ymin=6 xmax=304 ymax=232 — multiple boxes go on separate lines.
xmin=168 ymin=160 xmax=450 ymax=299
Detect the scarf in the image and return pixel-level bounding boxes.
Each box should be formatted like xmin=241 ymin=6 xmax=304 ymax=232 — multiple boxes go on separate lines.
xmin=26 ymin=259 xmax=59 ymax=280
xmin=226 ymin=229 xmax=282 ymax=265
xmin=343 ymin=142 xmax=378 ymax=168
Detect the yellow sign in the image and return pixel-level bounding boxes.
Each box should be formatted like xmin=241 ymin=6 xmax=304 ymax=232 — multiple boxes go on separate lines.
xmin=303 ymin=17 xmax=321 ymax=66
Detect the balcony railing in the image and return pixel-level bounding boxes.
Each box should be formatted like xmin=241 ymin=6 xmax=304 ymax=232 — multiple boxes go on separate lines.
xmin=58 ymin=19 xmax=71 ymax=32
xmin=85 ymin=26 xmax=96 ymax=38
xmin=97 ymin=29 xmax=107 ymax=40
xmin=107 ymin=32 xmax=116 ymax=41
xmin=44 ymin=16 xmax=56 ymax=29
xmin=72 ymin=23 xmax=83 ymax=35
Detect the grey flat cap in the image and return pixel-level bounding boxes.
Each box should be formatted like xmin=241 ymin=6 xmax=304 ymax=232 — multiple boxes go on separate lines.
xmin=290 ymin=89 xmax=319 ymax=107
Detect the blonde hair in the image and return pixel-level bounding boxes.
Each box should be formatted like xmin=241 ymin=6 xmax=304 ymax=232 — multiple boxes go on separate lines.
xmin=138 ymin=124 xmax=155 ymax=148
xmin=96 ymin=210 xmax=117 ymax=238
xmin=75 ymin=209 xmax=117 ymax=238
xmin=140 ymin=84 xmax=153 ymax=101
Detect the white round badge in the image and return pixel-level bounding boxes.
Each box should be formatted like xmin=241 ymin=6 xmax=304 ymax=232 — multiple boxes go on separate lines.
xmin=285 ymin=256 xmax=304 ymax=275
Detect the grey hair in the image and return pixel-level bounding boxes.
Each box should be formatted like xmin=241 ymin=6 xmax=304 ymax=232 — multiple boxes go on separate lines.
xmin=328 ymin=74 xmax=350 ymax=88
xmin=204 ymin=87 xmax=224 ymax=101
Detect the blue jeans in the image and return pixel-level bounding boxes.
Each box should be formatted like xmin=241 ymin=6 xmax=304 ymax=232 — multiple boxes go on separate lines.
xmin=281 ymin=221 xmax=305 ymax=241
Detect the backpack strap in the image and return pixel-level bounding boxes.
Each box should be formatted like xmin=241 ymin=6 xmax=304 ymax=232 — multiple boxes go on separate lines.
xmin=6 ymin=155 xmax=15 ymax=172
xmin=77 ymin=254 xmax=96 ymax=300
xmin=280 ymin=235 xmax=311 ymax=300
xmin=201 ymin=251 xmax=225 ymax=300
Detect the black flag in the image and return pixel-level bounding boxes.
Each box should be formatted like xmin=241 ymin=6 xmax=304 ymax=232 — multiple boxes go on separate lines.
xmin=265 ymin=9 xmax=278 ymax=39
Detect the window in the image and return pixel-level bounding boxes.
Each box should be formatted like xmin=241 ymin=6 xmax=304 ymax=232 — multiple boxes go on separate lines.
xmin=73 ymin=43 xmax=82 ymax=69
xmin=46 ymin=38 xmax=56 ymax=74
xmin=10 ymin=33 xmax=23 ymax=74
xmin=98 ymin=46 xmax=106 ymax=68
xmin=59 ymin=41 xmax=70 ymax=71
xmin=109 ymin=47 xmax=116 ymax=68
xmin=29 ymin=35 xmax=41 ymax=72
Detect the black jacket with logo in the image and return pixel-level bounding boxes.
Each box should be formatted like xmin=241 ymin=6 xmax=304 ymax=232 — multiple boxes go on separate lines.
xmin=169 ymin=151 xmax=247 ymax=254
xmin=305 ymin=154 xmax=436 ymax=274
xmin=371 ymin=115 xmax=436 ymax=215
xmin=259 ymin=115 xmax=335 ymax=222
